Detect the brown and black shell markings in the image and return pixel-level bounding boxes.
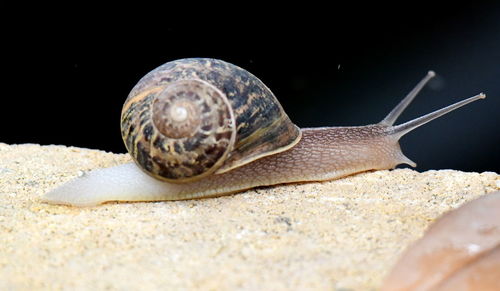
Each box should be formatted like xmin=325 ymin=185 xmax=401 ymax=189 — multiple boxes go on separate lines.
xmin=121 ymin=58 xmax=301 ymax=182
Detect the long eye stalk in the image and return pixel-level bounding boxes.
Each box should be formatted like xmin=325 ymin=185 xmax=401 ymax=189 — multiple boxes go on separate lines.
xmin=380 ymin=71 xmax=486 ymax=139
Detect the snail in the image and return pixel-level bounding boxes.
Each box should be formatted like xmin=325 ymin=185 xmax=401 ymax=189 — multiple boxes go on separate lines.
xmin=42 ymin=58 xmax=486 ymax=206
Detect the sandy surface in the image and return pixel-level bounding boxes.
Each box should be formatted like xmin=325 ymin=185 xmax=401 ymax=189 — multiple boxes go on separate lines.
xmin=0 ymin=143 xmax=498 ymax=290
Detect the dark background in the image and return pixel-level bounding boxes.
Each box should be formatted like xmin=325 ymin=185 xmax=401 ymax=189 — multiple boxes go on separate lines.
xmin=3 ymin=4 xmax=499 ymax=173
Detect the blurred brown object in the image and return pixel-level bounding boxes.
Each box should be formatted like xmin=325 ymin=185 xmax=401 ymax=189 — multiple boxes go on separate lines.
xmin=382 ymin=191 xmax=500 ymax=291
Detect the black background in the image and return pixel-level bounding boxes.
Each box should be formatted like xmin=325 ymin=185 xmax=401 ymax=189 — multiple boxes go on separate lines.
xmin=3 ymin=4 xmax=499 ymax=173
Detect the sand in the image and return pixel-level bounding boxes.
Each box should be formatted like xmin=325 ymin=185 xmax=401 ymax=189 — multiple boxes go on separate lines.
xmin=0 ymin=143 xmax=498 ymax=290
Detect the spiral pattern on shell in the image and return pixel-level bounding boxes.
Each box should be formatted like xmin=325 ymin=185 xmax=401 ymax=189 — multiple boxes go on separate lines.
xmin=121 ymin=58 xmax=301 ymax=182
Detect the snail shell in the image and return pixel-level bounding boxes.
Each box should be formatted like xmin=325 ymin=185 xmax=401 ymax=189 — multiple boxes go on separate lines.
xmin=121 ymin=58 xmax=301 ymax=182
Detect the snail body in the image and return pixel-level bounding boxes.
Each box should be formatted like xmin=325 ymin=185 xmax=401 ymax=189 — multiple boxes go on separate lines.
xmin=43 ymin=58 xmax=485 ymax=206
